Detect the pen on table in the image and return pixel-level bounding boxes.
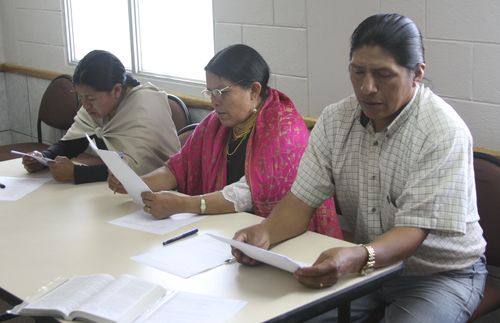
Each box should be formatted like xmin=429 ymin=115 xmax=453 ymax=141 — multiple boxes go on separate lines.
xmin=0 ymin=183 xmax=5 ymax=189
xmin=162 ymin=228 xmax=198 ymax=246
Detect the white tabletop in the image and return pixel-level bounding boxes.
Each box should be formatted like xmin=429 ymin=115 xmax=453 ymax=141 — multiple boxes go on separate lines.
xmin=0 ymin=158 xmax=401 ymax=322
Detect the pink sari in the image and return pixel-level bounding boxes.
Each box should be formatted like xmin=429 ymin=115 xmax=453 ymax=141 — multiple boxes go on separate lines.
xmin=167 ymin=88 xmax=342 ymax=239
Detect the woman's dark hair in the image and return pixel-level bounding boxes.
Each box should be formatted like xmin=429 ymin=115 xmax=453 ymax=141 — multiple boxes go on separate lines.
xmin=205 ymin=44 xmax=270 ymax=98
xmin=73 ymin=50 xmax=139 ymax=91
xmin=350 ymin=13 xmax=425 ymax=71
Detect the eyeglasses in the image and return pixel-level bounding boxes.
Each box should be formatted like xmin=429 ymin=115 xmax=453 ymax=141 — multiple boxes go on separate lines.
xmin=201 ymin=80 xmax=243 ymax=99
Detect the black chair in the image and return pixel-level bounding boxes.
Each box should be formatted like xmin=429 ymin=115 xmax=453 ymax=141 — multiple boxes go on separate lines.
xmin=168 ymin=94 xmax=191 ymax=132
xmin=470 ymin=151 xmax=500 ymax=321
xmin=0 ymin=75 xmax=79 ymax=161
xmin=177 ymin=123 xmax=198 ymax=147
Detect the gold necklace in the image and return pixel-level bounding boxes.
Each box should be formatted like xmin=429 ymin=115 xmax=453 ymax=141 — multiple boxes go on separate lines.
xmin=232 ymin=98 xmax=264 ymax=138
xmin=232 ymin=113 xmax=256 ymax=139
xmin=227 ymin=99 xmax=263 ymax=156
xmin=226 ymin=132 xmax=249 ymax=156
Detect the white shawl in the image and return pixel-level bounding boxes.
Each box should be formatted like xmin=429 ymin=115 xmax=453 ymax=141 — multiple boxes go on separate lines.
xmin=63 ymin=82 xmax=180 ymax=175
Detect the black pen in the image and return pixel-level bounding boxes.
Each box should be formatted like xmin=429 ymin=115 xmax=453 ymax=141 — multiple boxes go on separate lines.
xmin=162 ymin=228 xmax=198 ymax=246
xmin=0 ymin=183 xmax=5 ymax=189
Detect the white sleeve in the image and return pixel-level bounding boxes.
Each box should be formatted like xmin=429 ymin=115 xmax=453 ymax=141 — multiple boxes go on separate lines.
xmin=222 ymin=176 xmax=253 ymax=212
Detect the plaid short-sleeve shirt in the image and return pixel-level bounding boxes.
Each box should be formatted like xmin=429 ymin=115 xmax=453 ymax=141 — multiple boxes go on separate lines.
xmin=292 ymin=85 xmax=485 ymax=275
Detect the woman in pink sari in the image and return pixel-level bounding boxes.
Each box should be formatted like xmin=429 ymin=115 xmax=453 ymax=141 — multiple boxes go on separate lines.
xmin=109 ymin=44 xmax=341 ymax=238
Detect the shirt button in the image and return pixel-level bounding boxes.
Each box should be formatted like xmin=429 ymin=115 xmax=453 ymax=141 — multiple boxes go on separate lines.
xmin=371 ymin=207 xmax=376 ymax=213
xmin=371 ymin=175 xmax=376 ymax=180
xmin=373 ymin=141 xmax=378 ymax=146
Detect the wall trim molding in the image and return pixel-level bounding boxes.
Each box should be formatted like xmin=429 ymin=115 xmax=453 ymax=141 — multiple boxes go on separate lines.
xmin=0 ymin=63 xmax=213 ymax=110
xmin=0 ymin=63 xmax=59 ymax=80
xmin=1 ymin=64 xmax=496 ymax=153
xmin=0 ymin=63 xmax=317 ymax=128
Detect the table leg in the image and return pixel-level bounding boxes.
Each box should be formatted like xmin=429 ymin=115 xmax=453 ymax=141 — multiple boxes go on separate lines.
xmin=338 ymin=301 xmax=351 ymax=323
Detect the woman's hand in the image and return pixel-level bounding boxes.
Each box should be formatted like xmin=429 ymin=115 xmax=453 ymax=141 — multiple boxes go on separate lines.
xmin=108 ymin=173 xmax=127 ymax=194
xmin=48 ymin=156 xmax=74 ymax=182
xmin=294 ymin=245 xmax=368 ymax=289
xmin=22 ymin=151 xmax=46 ymax=173
xmin=141 ymin=191 xmax=186 ymax=219
xmin=231 ymin=224 xmax=272 ymax=266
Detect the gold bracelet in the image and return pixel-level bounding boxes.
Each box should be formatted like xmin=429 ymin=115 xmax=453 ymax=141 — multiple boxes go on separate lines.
xmin=200 ymin=195 xmax=206 ymax=214
xmin=359 ymin=244 xmax=375 ymax=276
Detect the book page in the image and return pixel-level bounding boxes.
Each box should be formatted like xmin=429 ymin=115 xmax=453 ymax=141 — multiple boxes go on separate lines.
xmin=71 ymin=274 xmax=167 ymax=323
xmin=138 ymin=291 xmax=247 ymax=323
xmin=20 ymin=274 xmax=114 ymax=319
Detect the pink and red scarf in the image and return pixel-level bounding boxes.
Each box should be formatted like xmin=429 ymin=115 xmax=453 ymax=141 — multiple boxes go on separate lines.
xmin=167 ymin=88 xmax=342 ymax=239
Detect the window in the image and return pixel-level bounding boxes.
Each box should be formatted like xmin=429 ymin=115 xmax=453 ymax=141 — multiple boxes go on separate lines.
xmin=64 ymin=0 xmax=214 ymax=82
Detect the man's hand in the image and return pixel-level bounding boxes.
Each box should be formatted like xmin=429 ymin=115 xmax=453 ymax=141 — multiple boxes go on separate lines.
xmin=232 ymin=224 xmax=272 ymax=266
xmin=294 ymin=246 xmax=367 ymax=289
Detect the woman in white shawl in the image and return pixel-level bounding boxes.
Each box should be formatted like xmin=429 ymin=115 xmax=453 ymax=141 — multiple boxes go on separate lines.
xmin=22 ymin=50 xmax=180 ymax=184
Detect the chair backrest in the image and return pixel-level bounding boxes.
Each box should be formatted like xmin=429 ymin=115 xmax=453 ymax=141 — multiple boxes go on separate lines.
xmin=177 ymin=123 xmax=198 ymax=147
xmin=168 ymin=94 xmax=191 ymax=132
xmin=474 ymin=151 xmax=500 ymax=266
xmin=37 ymin=74 xmax=80 ymax=143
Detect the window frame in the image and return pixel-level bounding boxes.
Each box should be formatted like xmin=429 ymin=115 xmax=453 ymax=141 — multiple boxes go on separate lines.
xmin=62 ymin=0 xmax=212 ymax=85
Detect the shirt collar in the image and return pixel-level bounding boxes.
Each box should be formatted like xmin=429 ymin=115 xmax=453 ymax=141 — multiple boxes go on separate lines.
xmin=358 ymin=84 xmax=421 ymax=136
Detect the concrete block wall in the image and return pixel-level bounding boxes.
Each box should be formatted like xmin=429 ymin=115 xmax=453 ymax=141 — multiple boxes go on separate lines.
xmin=215 ymin=0 xmax=500 ymax=150
xmin=0 ymin=0 xmax=499 ymax=150
xmin=424 ymin=0 xmax=500 ymax=150
xmin=0 ymin=72 xmax=65 ymax=145
xmin=214 ymin=0 xmax=310 ymax=116
xmin=0 ymin=2 xmax=4 ymax=63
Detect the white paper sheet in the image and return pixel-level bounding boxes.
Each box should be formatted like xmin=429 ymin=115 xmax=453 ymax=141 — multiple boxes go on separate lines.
xmin=131 ymin=234 xmax=232 ymax=278
xmin=85 ymin=134 xmax=150 ymax=205
xmin=109 ymin=210 xmax=205 ymax=235
xmin=138 ymin=291 xmax=247 ymax=323
xmin=0 ymin=176 xmax=51 ymax=201
xmin=207 ymin=233 xmax=310 ymax=273
xmin=10 ymin=150 xmax=54 ymax=166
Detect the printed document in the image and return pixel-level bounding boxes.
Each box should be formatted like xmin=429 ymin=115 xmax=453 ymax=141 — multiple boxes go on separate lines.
xmin=109 ymin=210 xmax=205 ymax=235
xmin=86 ymin=134 xmax=150 ymax=205
xmin=0 ymin=176 xmax=51 ymax=201
xmin=208 ymin=233 xmax=310 ymax=273
xmin=132 ymin=234 xmax=232 ymax=278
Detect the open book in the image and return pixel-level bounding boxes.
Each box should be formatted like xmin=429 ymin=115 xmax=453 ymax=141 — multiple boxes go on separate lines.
xmin=10 ymin=274 xmax=170 ymax=323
